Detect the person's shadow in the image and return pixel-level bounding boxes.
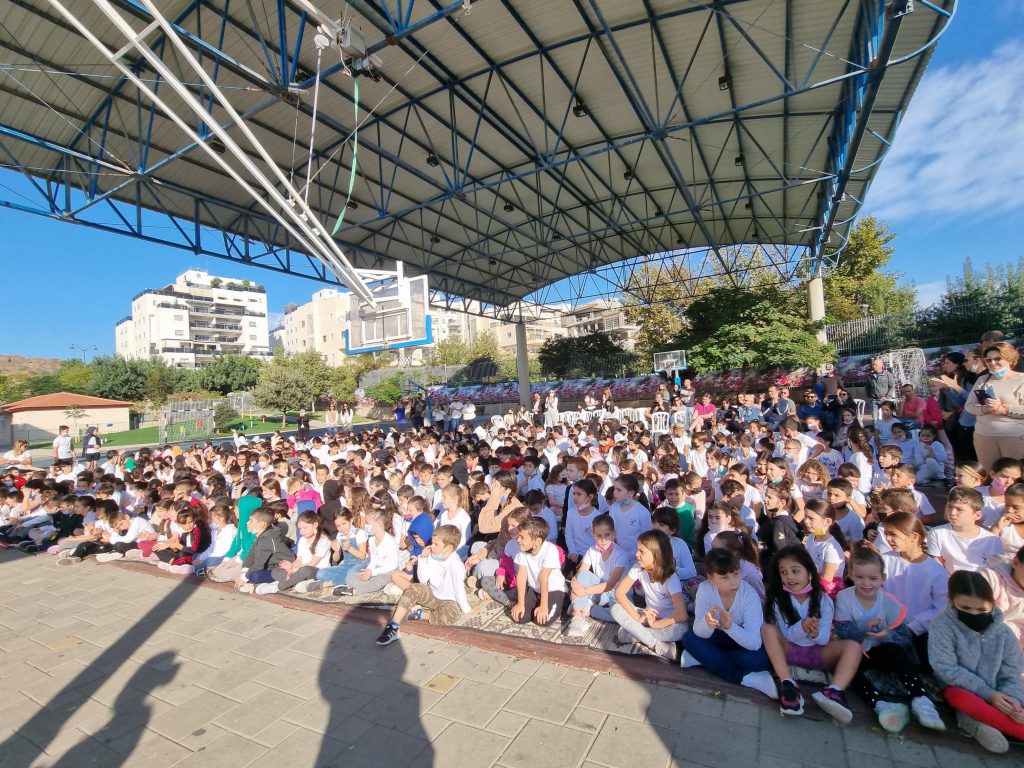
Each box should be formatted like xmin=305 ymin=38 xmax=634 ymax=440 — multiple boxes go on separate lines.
xmin=313 ymin=618 xmax=435 ymax=768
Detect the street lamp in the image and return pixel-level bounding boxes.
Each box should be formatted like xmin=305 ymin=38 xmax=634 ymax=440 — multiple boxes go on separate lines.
xmin=70 ymin=344 xmax=98 ymax=362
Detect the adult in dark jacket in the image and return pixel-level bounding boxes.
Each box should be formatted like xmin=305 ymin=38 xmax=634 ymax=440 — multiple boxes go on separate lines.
xmin=866 ymin=358 xmax=897 ymax=422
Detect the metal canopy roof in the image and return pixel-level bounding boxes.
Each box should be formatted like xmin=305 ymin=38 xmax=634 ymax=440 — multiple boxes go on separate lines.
xmin=0 ymin=0 xmax=955 ymax=319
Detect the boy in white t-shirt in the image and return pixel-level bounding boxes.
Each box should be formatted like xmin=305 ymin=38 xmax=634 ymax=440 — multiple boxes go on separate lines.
xmin=376 ymin=525 xmax=470 ymax=645
xmin=510 ymin=517 xmax=566 ymax=625
xmin=926 ymin=487 xmax=1003 ymax=573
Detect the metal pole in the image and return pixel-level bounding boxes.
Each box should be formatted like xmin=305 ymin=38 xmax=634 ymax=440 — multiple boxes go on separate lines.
xmin=515 ymin=321 xmax=530 ymax=406
xmin=808 ymin=275 xmax=827 ymax=344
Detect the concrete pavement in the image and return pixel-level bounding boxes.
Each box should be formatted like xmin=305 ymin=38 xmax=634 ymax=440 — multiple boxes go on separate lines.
xmin=0 ymin=550 xmax=1017 ymax=768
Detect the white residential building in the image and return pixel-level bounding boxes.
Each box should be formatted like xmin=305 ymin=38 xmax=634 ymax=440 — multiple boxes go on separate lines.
xmin=115 ymin=270 xmax=271 ymax=367
xmin=564 ymin=299 xmax=640 ymax=350
xmin=278 ymin=288 xmax=352 ymax=367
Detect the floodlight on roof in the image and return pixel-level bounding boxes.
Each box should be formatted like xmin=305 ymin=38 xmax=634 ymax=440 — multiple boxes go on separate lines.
xmin=503 ymin=202 xmax=514 ymax=212
xmin=623 ymin=169 xmax=633 ymax=180
xmin=718 ymin=72 xmax=732 ymax=91
xmin=572 ymin=99 xmax=589 ymax=118
xmin=426 ymin=153 xmax=440 ymax=167
xmin=734 ymin=155 xmax=744 ymax=166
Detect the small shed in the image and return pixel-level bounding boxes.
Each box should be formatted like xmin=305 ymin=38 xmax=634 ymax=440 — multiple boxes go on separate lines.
xmin=1 ymin=392 xmax=133 ymax=448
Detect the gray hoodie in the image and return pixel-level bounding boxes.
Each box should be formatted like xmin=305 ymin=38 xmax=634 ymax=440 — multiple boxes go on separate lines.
xmin=928 ymin=604 xmax=1024 ymax=704
xmin=241 ymin=524 xmax=295 ymax=573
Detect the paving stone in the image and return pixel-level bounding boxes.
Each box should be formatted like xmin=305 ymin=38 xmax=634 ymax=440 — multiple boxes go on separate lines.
xmin=423 ymin=673 xmax=461 ymax=694
xmin=492 ymin=669 xmax=530 ymax=691
xmin=244 ymin=727 xmax=349 ymax=768
xmin=118 ymin=731 xmax=192 ymax=768
xmin=931 ymin=743 xmax=987 ymax=768
xmin=420 ymin=713 xmax=454 ymax=741
xmin=250 ymin=719 xmax=301 ymax=748
xmin=647 ymin=685 xmax=725 ymax=730
xmin=504 ymin=676 xmax=586 ymax=725
xmin=758 ymin=712 xmax=846 ymax=768
xmin=588 ymin=714 xmax=675 ymax=768
xmin=330 ymin=723 xmax=429 ymax=768
xmin=567 ymin=706 xmax=606 ymax=734
xmin=580 ymin=674 xmax=657 ymax=722
xmin=425 ymin=721 xmax=508 ymax=768
xmin=532 ymin=662 xmax=567 ymax=681
xmin=359 ymin=685 xmax=442 ymax=734
xmin=214 ymin=689 xmax=305 ymax=738
xmin=147 ymin=689 xmax=237 ymax=748
xmin=281 ymin=689 xmax=367 ymax=734
xmin=673 ymin=711 xmax=759 ymax=768
xmin=501 ymin=717 xmax=595 ymax=768
xmin=887 ymin=737 xmax=938 ymax=767
xmin=506 ymin=658 xmax=541 ymax=676
xmin=561 ymin=668 xmax=599 ymax=688
xmin=430 ymin=678 xmax=513 ymax=727
xmin=170 ymin=730 xmax=268 ymax=767
xmin=840 ymin=722 xmax=892 ymax=757
xmin=443 ymin=648 xmax=512 ymax=684
xmin=487 ymin=710 xmax=529 ymax=739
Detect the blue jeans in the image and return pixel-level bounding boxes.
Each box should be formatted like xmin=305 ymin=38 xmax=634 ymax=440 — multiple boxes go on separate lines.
xmin=682 ymin=629 xmax=770 ymax=684
xmin=316 ymin=557 xmax=368 ymax=585
xmin=571 ymin=569 xmax=615 ymax=618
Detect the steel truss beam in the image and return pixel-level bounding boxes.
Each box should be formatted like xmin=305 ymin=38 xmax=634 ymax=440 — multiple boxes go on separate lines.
xmin=0 ymin=0 xmax=956 ymax=311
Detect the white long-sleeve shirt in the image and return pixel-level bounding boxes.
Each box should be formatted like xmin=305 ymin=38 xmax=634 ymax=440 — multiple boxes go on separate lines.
xmin=367 ymin=532 xmax=400 ymax=576
xmin=882 ymin=552 xmax=948 ymax=635
xmin=434 ymin=508 xmax=471 ymax=553
xmin=610 ymin=500 xmax=652 ymax=556
xmin=693 ymin=580 xmax=764 ymax=650
xmin=415 ymin=553 xmax=470 ymax=614
xmin=565 ymin=507 xmax=597 ymax=556
xmin=773 ymin=593 xmax=834 ymax=647
xmin=670 ymin=536 xmax=697 ymax=581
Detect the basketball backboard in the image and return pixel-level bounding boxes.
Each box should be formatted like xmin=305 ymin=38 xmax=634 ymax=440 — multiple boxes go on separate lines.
xmin=653 ymin=349 xmax=687 ymax=373
xmin=344 ymin=274 xmax=433 ymax=354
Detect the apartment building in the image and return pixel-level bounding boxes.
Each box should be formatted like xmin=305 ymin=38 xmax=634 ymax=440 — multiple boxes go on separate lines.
xmin=115 ymin=270 xmax=271 ymax=367
xmin=563 ymin=299 xmax=640 ymax=350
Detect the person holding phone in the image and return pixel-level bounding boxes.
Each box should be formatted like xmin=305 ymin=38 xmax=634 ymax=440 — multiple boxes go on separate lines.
xmin=964 ymin=342 xmax=1024 ymax=468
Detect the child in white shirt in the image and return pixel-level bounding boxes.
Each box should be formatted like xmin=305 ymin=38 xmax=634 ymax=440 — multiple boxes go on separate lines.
xmin=510 ymin=517 xmax=566 ymax=626
xmin=435 ymin=485 xmax=471 ymax=559
xmin=566 ymin=513 xmax=628 ymax=637
xmin=926 ymin=488 xmax=1003 ymax=573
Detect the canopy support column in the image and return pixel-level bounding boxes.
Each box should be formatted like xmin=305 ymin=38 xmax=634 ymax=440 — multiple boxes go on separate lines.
xmin=808 ymin=275 xmax=827 ymax=343
xmin=515 ymin=322 xmax=531 ymax=406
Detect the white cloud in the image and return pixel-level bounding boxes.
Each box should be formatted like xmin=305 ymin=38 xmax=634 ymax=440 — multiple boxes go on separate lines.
xmin=867 ymin=42 xmax=1024 ymax=221
xmin=914 ymin=279 xmax=946 ymax=308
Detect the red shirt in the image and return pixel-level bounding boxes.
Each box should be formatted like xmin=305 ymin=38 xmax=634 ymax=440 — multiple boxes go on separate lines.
xmin=898 ymin=395 xmax=927 ymax=425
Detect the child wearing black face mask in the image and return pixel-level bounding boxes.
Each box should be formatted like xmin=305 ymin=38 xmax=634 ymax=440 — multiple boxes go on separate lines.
xmin=928 ymin=570 xmax=1024 ymax=753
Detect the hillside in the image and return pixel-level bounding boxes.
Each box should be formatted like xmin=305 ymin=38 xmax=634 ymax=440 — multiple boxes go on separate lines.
xmin=0 ymin=355 xmax=63 ymax=376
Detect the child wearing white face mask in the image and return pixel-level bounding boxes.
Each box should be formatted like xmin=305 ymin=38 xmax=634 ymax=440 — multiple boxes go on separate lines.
xmin=697 ymin=504 xmax=743 ymax=558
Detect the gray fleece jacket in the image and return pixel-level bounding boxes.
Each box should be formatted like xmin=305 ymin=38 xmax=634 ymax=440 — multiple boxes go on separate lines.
xmin=928 ymin=604 xmax=1024 ymax=704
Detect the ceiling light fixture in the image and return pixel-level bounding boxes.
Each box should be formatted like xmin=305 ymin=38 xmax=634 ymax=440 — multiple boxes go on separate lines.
xmin=426 ymin=153 xmax=440 ymax=167
xmin=503 ymin=202 xmax=514 ymax=212
xmin=572 ymin=99 xmax=589 ymax=118
xmin=718 ymin=73 xmax=732 ymax=91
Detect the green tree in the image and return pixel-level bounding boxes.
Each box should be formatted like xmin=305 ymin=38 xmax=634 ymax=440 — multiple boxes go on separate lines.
xmin=497 ymin=354 xmax=540 ymax=381
xmin=820 ymin=216 xmax=916 ymax=322
xmin=291 ymin=350 xmax=332 ymax=409
xmin=365 ymin=374 xmax=404 ymax=405
xmin=144 ymin=359 xmax=175 ymax=405
xmin=199 ymin=355 xmax=263 ymax=394
xmin=429 ymin=338 xmax=468 ymax=366
xmin=214 ymin=401 xmax=240 ymax=433
xmin=674 ymin=285 xmax=831 ymax=371
xmin=63 ymin=404 xmax=87 ymax=435
xmin=58 ymin=360 xmax=93 ymax=393
xmin=24 ymin=373 xmax=62 ymax=397
xmin=254 ymin=365 xmax=313 ymax=425
xmin=622 ymin=263 xmax=689 ymax=362
xmin=917 ymin=258 xmax=1024 ymax=344
xmin=466 ymin=331 xmax=499 ymax=364
xmin=538 ymin=333 xmax=629 ymax=378
xmin=89 ymin=357 xmax=147 ymax=402
xmin=0 ymin=374 xmax=30 ymax=403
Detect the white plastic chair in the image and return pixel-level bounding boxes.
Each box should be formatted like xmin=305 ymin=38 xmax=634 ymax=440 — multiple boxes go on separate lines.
xmin=490 ymin=415 xmax=504 ymax=428
xmin=560 ymin=412 xmax=580 ymax=427
xmin=649 ymin=411 xmax=670 ymax=439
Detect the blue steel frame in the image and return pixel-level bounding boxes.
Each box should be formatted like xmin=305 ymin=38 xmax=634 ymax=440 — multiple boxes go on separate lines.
xmin=0 ymin=0 xmax=956 ymax=317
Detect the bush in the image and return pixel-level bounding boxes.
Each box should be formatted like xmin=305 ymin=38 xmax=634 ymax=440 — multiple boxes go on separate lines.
xmin=365 ymin=374 xmax=404 ymax=405
xmin=214 ymin=401 xmax=240 ymax=432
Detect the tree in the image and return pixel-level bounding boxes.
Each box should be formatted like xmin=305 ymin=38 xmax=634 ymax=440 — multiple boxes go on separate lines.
xmin=466 ymin=331 xmax=499 ymax=364
xmin=821 ymin=216 xmax=916 ymax=322
xmin=917 ymin=258 xmax=1024 ymax=344
xmin=63 ymin=404 xmax=87 ymax=435
xmin=622 ymin=262 xmax=690 ymax=362
xmin=58 ymin=360 xmax=93 ymax=393
xmin=89 ymin=357 xmax=147 ymax=402
xmin=672 ymin=285 xmax=831 ymax=372
xmin=538 ymin=333 xmax=630 ymax=378
xmin=283 ymin=303 xmax=298 ymax=314
xmin=210 ymin=277 xmax=222 ymax=287
xmin=254 ymin=365 xmax=313 ymax=425
xmin=144 ymin=359 xmax=175 ymax=405
xmin=214 ymin=401 xmax=240 ymax=433
xmin=365 ymin=374 xmax=404 ymax=405
xmin=24 ymin=373 xmax=62 ymax=397
xmin=429 ymin=338 xmax=468 ymax=366
xmin=290 ymin=350 xmax=332 ymax=409
xmin=497 ymin=354 xmax=540 ymax=381
xmin=198 ymin=355 xmax=263 ymax=394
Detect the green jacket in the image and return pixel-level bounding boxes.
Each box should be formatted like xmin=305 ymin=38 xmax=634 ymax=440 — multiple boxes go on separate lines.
xmin=224 ymin=496 xmax=262 ymax=560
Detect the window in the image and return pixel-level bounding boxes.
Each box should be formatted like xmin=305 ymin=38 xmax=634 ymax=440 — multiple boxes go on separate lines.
xmin=323 ymin=335 xmax=327 ymax=342
xmin=248 ymin=321 xmax=256 ymax=327
xmin=174 ymin=314 xmax=183 ymax=321
xmin=249 ymin=334 xmax=257 ymax=340
xmin=175 ymin=330 xmax=184 ymax=337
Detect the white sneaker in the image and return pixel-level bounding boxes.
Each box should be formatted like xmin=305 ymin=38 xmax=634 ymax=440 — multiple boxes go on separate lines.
xmin=238 ymin=584 xmax=255 ymax=594
xmin=465 ymin=575 xmax=478 ymax=591
xmin=382 ymin=583 xmax=403 ymax=597
xmin=565 ymin=615 xmax=590 ymax=638
xmin=874 ymin=701 xmax=910 ymax=733
xmin=293 ymin=580 xmax=316 ymax=593
xmin=740 ymin=670 xmax=779 ymax=701
xmin=910 ymin=696 xmax=945 ymax=731
xmin=957 ymin=711 xmax=1008 ymax=753
xmin=680 ymin=650 xmax=702 ymax=669
xmin=615 ymin=627 xmax=633 ymax=644
xmin=254 ymin=583 xmax=279 ymax=595
xmin=95 ymin=552 xmax=124 ymax=563
xmin=124 ymin=549 xmax=144 ymax=560
xmin=651 ymin=641 xmax=678 ymax=662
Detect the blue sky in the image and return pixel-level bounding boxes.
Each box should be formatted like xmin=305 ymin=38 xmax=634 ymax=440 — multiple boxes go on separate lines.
xmin=0 ymin=1 xmax=1017 ymax=359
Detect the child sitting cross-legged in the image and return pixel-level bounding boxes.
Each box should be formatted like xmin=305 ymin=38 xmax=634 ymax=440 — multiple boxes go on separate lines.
xmin=509 ymin=516 xmax=566 ymax=626
xmin=565 ymin=513 xmax=627 ymax=638
xmin=375 ymin=524 xmax=470 ymax=646
xmin=254 ymin=510 xmax=331 ymax=594
xmin=298 ymin=507 xmax=368 ymax=594
xmin=235 ymin=507 xmax=295 ymax=593
xmin=682 ymin=547 xmax=774 ymax=697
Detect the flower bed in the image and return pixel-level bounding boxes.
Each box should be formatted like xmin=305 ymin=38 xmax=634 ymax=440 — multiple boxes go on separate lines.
xmin=429 ymin=376 xmax=663 ymax=406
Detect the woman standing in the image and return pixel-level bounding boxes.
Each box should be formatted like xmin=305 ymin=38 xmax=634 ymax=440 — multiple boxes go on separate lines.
xmin=82 ymin=427 xmax=101 ymax=471
xmin=532 ymin=392 xmax=544 ymax=427
xmin=324 ymin=402 xmax=339 ymax=437
xmin=938 ymin=351 xmax=977 ymax=461
xmin=964 ymin=342 xmax=1024 ymax=467
xmin=338 ymin=402 xmax=353 ymax=431
xmin=544 ymin=390 xmax=559 ymax=429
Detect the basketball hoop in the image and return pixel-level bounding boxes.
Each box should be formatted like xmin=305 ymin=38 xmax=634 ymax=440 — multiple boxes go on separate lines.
xmin=344 ymin=274 xmax=432 ymax=355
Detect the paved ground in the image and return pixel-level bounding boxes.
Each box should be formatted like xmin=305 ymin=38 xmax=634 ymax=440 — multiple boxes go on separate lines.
xmin=0 ymin=551 xmax=1017 ymax=768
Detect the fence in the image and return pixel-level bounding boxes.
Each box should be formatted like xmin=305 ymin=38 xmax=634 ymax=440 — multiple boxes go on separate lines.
xmin=825 ymin=301 xmax=1024 ymax=356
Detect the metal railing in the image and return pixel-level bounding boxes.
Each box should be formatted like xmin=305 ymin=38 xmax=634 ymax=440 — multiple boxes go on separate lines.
xmin=826 ymin=301 xmax=1024 ymax=356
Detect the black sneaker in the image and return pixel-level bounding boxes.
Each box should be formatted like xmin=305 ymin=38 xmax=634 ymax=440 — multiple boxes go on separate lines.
xmin=779 ymin=679 xmax=804 ymax=716
xmin=811 ymin=686 xmax=853 ymax=725
xmin=376 ymin=624 xmax=400 ymax=646
xmin=332 ymin=585 xmax=354 ymax=597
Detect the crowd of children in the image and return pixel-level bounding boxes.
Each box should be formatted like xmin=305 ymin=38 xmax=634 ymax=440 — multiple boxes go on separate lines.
xmin=2 ymin=353 xmax=1024 ymax=753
